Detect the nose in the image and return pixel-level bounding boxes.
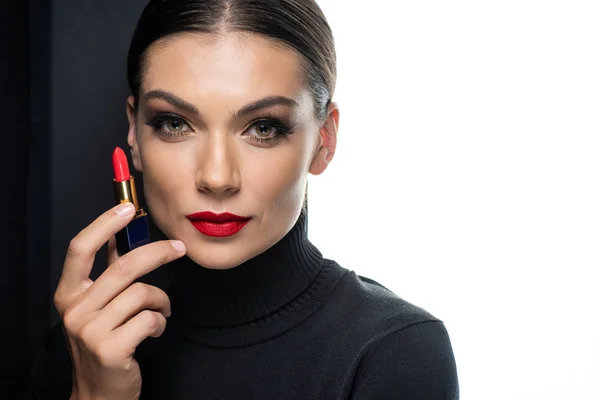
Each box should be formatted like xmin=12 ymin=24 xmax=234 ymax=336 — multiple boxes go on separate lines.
xmin=194 ymin=133 xmax=240 ymax=197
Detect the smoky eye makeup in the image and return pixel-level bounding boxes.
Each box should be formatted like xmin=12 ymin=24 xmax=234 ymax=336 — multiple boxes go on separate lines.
xmin=142 ymin=107 xmax=298 ymax=145
xmin=143 ymin=111 xmax=193 ymax=138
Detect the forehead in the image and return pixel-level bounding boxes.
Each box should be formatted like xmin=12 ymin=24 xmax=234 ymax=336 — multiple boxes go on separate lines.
xmin=141 ymin=32 xmax=306 ymax=100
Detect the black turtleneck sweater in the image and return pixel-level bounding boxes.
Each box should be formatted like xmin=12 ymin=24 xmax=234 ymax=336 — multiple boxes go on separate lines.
xmin=25 ymin=212 xmax=459 ymax=399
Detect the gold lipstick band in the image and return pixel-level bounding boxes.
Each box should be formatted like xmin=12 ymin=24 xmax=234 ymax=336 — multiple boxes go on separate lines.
xmin=113 ymin=176 xmax=146 ymax=217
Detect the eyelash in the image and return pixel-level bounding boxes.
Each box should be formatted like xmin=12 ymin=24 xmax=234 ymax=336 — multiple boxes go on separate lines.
xmin=143 ymin=113 xmax=295 ymax=144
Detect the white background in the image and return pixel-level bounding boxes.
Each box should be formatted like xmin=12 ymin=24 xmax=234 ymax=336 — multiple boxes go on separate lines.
xmin=308 ymin=1 xmax=600 ymax=399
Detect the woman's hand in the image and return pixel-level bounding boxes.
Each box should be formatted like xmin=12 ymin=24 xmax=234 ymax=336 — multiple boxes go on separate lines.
xmin=53 ymin=203 xmax=186 ymax=400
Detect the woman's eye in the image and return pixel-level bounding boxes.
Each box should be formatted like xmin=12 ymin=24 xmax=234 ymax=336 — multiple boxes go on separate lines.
xmin=145 ymin=114 xmax=192 ymax=137
xmin=245 ymin=119 xmax=293 ymax=144
xmin=250 ymin=121 xmax=277 ymax=138
xmin=166 ymin=118 xmax=185 ymax=132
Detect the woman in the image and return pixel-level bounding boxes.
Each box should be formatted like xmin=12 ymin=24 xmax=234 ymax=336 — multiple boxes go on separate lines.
xmin=26 ymin=0 xmax=459 ymax=398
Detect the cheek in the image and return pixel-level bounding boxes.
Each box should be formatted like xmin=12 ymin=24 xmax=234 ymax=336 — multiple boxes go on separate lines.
xmin=244 ymin=144 xmax=308 ymax=210
xmin=139 ymin=143 xmax=193 ymax=208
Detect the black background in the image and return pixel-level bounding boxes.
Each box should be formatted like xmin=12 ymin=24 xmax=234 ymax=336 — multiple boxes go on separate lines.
xmin=1 ymin=0 xmax=149 ymax=394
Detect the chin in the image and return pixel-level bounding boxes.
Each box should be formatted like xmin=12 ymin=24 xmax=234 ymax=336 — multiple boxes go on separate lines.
xmin=185 ymin=246 xmax=254 ymax=270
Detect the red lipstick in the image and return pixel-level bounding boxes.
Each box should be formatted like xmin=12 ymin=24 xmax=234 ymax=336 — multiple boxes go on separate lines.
xmin=186 ymin=212 xmax=251 ymax=237
xmin=113 ymin=148 xmax=130 ymax=182
xmin=112 ymin=147 xmax=150 ymax=254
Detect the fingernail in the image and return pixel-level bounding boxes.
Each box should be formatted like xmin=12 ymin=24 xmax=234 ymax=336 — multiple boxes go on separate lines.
xmin=170 ymin=240 xmax=186 ymax=252
xmin=115 ymin=202 xmax=135 ymax=217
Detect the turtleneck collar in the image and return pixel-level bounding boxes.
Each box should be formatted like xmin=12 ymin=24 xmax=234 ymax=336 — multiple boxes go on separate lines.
xmin=159 ymin=210 xmax=347 ymax=348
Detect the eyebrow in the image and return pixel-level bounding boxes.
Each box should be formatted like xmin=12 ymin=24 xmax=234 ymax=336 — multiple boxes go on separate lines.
xmin=143 ymin=89 xmax=299 ymax=119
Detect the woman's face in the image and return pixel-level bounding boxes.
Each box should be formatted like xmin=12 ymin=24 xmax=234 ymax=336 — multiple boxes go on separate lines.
xmin=126 ymin=32 xmax=338 ymax=269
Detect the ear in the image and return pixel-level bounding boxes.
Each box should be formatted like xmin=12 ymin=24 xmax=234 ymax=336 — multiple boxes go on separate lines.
xmin=126 ymin=95 xmax=143 ymax=172
xmin=309 ymin=101 xmax=340 ymax=176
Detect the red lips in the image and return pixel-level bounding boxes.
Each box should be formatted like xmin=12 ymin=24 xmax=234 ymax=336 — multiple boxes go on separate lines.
xmin=186 ymin=212 xmax=251 ymax=237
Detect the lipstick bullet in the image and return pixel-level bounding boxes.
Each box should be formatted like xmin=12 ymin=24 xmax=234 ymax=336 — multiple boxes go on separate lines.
xmin=112 ymin=147 xmax=150 ymax=255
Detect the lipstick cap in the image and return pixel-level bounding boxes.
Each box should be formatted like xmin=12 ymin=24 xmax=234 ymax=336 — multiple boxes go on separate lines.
xmin=116 ymin=214 xmax=151 ymax=256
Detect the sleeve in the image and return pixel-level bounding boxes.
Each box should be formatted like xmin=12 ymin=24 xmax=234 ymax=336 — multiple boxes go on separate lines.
xmin=23 ymin=322 xmax=74 ymax=400
xmin=349 ymin=321 xmax=459 ymax=400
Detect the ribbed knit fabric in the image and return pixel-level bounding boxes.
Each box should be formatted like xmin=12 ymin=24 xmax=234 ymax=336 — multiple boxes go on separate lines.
xmin=25 ymin=210 xmax=459 ymax=399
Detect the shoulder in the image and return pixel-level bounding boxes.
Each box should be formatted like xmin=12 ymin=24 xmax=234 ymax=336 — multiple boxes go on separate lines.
xmin=326 ymin=260 xmax=441 ymax=335
xmin=349 ymin=319 xmax=459 ymax=399
xmin=321 ymin=261 xmax=459 ymax=398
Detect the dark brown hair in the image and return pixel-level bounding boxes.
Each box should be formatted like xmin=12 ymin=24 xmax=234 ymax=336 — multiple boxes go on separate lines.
xmin=127 ymin=0 xmax=337 ymax=123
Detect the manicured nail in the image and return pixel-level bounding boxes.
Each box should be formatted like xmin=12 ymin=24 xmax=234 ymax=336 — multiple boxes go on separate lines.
xmin=115 ymin=202 xmax=135 ymax=217
xmin=170 ymin=240 xmax=186 ymax=252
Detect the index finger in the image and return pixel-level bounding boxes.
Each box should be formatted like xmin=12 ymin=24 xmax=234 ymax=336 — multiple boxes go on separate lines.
xmin=78 ymin=239 xmax=186 ymax=313
xmin=58 ymin=203 xmax=136 ymax=294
